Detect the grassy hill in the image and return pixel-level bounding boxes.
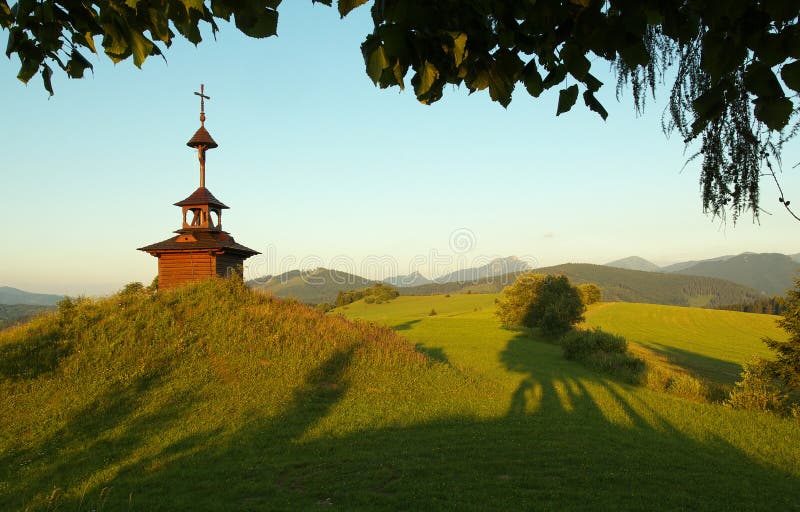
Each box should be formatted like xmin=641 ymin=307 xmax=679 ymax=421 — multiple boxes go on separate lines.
xmin=401 ymin=263 xmax=762 ymax=308
xmin=3 ymin=281 xmax=798 ymax=510
xmin=669 ymin=253 xmax=799 ymax=296
xmin=247 ymin=268 xmax=377 ymax=304
xmin=581 ymin=302 xmax=782 ymax=384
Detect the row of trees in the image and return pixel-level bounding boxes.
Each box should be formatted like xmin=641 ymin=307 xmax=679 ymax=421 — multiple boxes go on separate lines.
xmin=718 ymin=296 xmax=787 ymax=316
xmin=334 ymin=283 xmax=399 ymax=307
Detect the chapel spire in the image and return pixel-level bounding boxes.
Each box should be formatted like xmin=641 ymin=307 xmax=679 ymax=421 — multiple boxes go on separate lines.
xmin=187 ymin=84 xmax=218 ymax=188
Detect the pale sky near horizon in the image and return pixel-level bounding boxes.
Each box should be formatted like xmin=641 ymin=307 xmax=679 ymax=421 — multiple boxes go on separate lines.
xmin=1 ymin=2 xmax=798 ymax=295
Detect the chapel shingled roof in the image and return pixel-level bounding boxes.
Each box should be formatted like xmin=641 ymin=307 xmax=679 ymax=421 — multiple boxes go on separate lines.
xmin=137 ymin=230 xmax=259 ymax=256
xmin=174 ymin=187 xmax=229 ymax=209
xmin=187 ymin=125 xmax=218 ymax=149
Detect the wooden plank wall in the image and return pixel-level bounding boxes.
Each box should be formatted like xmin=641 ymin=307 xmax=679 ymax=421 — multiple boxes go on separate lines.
xmin=158 ymin=252 xmax=214 ymax=289
xmin=216 ymin=254 xmax=244 ymax=279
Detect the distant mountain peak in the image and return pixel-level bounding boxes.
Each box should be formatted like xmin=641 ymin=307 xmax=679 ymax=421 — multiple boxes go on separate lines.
xmin=604 ymin=256 xmax=661 ymax=273
xmin=384 ymin=271 xmax=432 ymax=288
xmin=435 ymin=256 xmax=531 ymax=284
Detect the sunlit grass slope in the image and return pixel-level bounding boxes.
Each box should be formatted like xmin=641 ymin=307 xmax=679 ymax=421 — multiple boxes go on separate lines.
xmin=1 ymin=285 xmax=798 ymax=510
xmin=582 ymin=302 xmax=787 ymax=384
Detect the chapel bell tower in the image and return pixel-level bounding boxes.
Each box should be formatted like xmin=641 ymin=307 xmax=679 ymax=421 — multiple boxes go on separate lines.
xmin=138 ymin=85 xmax=259 ymax=290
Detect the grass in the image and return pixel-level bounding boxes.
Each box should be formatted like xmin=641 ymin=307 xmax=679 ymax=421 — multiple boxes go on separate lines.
xmin=1 ymin=284 xmax=798 ymax=510
xmin=582 ymin=302 xmax=786 ymax=384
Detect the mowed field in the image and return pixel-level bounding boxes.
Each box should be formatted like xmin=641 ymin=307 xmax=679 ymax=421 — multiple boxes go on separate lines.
xmin=581 ymin=302 xmax=784 ymax=384
xmin=2 ymin=283 xmax=798 ymax=510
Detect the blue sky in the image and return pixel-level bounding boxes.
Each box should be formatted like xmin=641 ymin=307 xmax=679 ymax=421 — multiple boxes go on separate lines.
xmin=1 ymin=2 xmax=798 ymax=295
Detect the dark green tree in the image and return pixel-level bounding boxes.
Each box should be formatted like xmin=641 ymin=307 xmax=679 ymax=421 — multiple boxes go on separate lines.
xmin=763 ymin=277 xmax=800 ymax=391
xmin=524 ymin=274 xmax=586 ymax=335
xmin=2 ymin=0 xmax=798 ymax=220
xmin=495 ymin=272 xmax=547 ymax=328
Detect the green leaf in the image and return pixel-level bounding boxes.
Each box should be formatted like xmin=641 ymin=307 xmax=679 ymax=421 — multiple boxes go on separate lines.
xmin=16 ymin=56 xmax=39 ymax=83
xmin=366 ymin=45 xmax=388 ymax=83
xmin=689 ymin=87 xmax=725 ymax=137
xmin=234 ymin=8 xmax=278 ymax=38
xmin=542 ymin=65 xmax=567 ymax=89
xmin=468 ymin=68 xmax=489 ymax=91
xmin=338 ymin=0 xmax=368 ymax=18
xmin=753 ymin=97 xmax=793 ymax=131
xmin=66 ymin=49 xmax=93 ymax=78
xmin=414 ymin=61 xmax=439 ymax=97
xmin=84 ymin=32 xmax=97 ymax=53
xmin=391 ymin=60 xmax=405 ymax=89
xmin=582 ymin=72 xmax=602 ymax=93
xmin=41 ymin=63 xmax=53 ymax=95
xmin=583 ymin=91 xmax=608 ymax=120
xmin=556 ymin=84 xmax=579 ymax=116
xmin=128 ymin=30 xmax=154 ymax=68
xmin=522 ymin=61 xmax=543 ymax=97
xmin=744 ymin=62 xmax=784 ymax=99
xmin=450 ymin=32 xmax=467 ymax=67
xmin=561 ymin=44 xmax=590 ymax=81
xmin=181 ymin=0 xmax=205 ymax=13
xmin=781 ymin=61 xmax=800 ymax=93
xmin=210 ymin=0 xmax=233 ymax=19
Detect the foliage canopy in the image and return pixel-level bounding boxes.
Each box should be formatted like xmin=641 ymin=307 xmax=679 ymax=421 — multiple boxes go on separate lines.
xmin=496 ymin=272 xmax=585 ymax=334
xmin=2 ymin=0 xmax=798 ymax=219
xmin=524 ymin=274 xmax=586 ymax=334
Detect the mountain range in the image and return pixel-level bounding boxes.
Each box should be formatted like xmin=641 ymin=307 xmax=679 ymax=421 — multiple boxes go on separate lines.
xmin=604 ymin=252 xmax=799 ymax=296
xmin=247 ymin=268 xmax=377 ymax=304
xmin=397 ymin=263 xmax=762 ymax=308
xmin=384 ymin=256 xmax=531 ymax=287
xmin=0 ymin=286 xmax=63 ymax=306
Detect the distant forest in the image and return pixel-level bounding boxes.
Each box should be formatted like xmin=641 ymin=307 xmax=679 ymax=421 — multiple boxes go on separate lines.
xmin=717 ymin=297 xmax=787 ymax=316
xmin=0 ymin=304 xmax=54 ymax=329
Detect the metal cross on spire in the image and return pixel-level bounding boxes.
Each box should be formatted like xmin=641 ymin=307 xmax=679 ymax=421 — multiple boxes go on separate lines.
xmin=194 ymin=84 xmax=211 ymax=125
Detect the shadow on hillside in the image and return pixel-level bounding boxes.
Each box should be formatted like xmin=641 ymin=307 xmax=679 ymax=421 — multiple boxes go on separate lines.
xmin=8 ymin=336 xmax=799 ymax=510
xmin=645 ymin=342 xmax=745 ymax=384
xmin=0 ymin=364 xmax=205 ymax=508
xmin=414 ymin=343 xmax=449 ymax=365
xmin=393 ymin=319 xmax=422 ymax=331
xmin=0 ymin=334 xmax=72 ymax=380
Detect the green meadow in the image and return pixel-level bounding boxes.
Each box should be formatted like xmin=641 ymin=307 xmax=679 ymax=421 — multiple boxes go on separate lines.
xmin=1 ymin=282 xmax=798 ymax=510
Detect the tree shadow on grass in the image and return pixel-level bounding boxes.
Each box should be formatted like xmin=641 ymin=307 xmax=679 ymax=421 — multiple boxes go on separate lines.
xmin=6 ymin=335 xmax=800 ymax=511
xmin=0 ymin=364 xmax=208 ymax=510
xmin=0 ymin=335 xmax=71 ymax=380
xmin=644 ymin=342 xmax=746 ymax=385
xmin=393 ymin=319 xmax=421 ymax=331
xmin=414 ymin=343 xmax=449 ymax=364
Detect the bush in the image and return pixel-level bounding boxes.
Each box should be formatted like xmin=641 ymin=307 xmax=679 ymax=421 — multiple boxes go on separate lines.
xmin=561 ymin=328 xmax=644 ymax=383
xmin=429 ymin=309 xmax=437 ymax=316
xmin=562 ymin=328 xmax=627 ymax=360
xmin=726 ymin=357 xmax=788 ymax=413
xmin=578 ymin=283 xmax=602 ymax=305
xmin=315 ymin=303 xmax=334 ymax=313
xmin=334 ymin=283 xmax=399 ymax=307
